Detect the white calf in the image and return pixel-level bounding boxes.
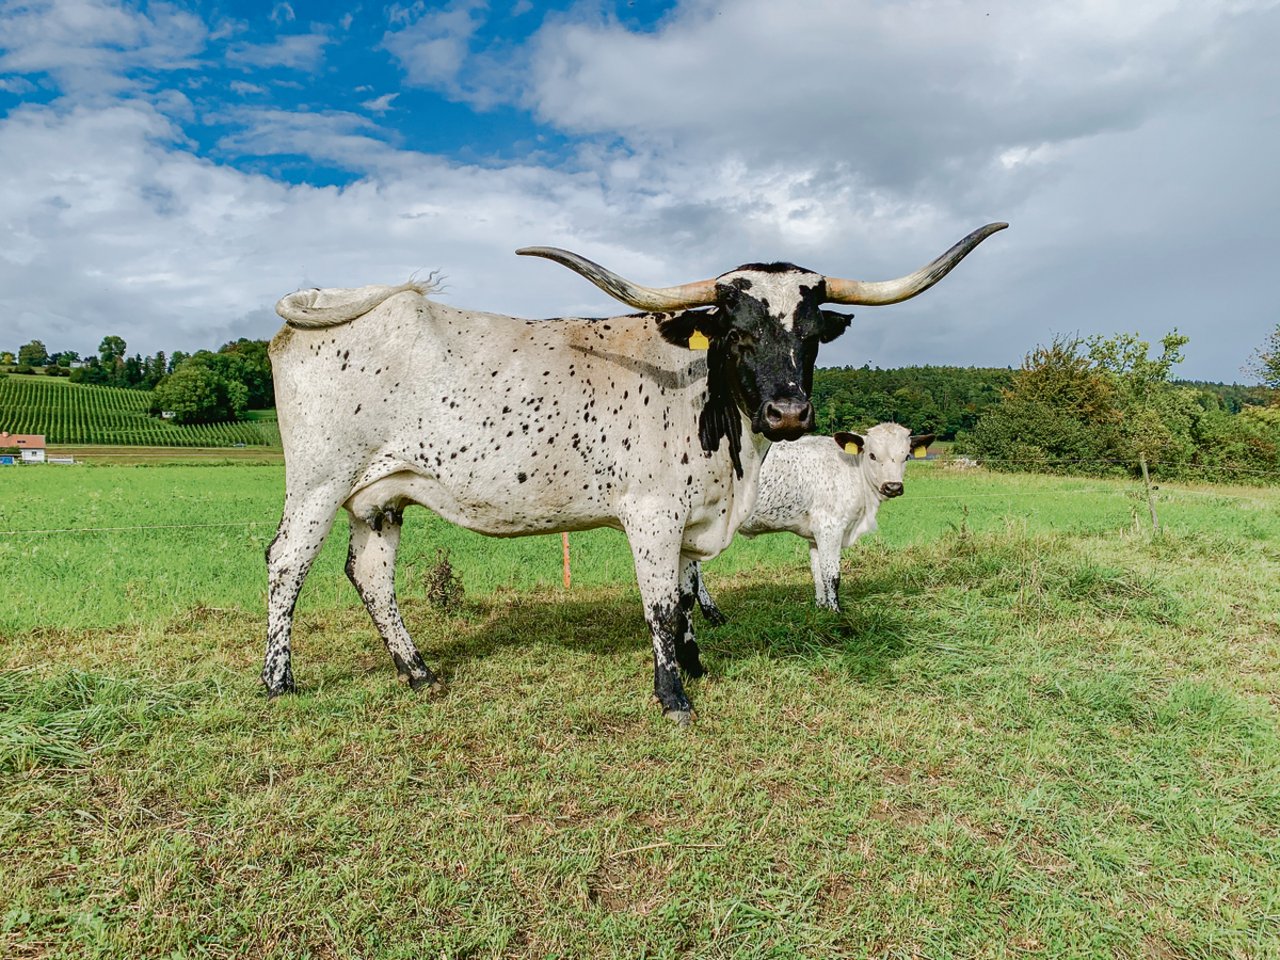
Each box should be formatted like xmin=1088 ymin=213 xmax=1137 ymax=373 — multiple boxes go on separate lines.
xmin=694 ymin=423 xmax=932 ymax=615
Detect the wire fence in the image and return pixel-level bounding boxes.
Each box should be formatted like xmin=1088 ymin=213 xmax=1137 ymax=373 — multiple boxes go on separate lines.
xmin=3 ymin=455 xmax=1277 ymax=538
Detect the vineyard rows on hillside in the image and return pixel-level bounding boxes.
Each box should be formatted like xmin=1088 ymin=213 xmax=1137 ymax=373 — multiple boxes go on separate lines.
xmin=0 ymin=375 xmax=276 ymax=447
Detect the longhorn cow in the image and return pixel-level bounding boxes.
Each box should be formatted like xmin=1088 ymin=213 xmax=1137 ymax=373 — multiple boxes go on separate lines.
xmin=263 ymin=223 xmax=1006 ymax=722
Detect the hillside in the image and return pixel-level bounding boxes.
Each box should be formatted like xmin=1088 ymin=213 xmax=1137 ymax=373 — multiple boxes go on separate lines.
xmin=0 ymin=374 xmax=276 ymax=447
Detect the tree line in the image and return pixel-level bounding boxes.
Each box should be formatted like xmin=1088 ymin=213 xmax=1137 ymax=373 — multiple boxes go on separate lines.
xmin=957 ymin=330 xmax=1280 ymax=483
xmin=811 ymin=365 xmax=1015 ymax=440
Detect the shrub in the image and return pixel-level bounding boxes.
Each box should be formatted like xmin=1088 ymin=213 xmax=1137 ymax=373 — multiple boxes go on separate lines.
xmin=424 ymin=549 xmax=464 ymax=612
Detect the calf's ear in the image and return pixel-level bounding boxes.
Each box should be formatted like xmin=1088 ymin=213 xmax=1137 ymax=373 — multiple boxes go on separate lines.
xmin=656 ymin=307 xmax=728 ymax=351
xmin=910 ymin=434 xmax=935 ymax=458
xmin=818 ymin=309 xmax=853 ymax=343
xmin=834 ymin=432 xmax=864 ymax=455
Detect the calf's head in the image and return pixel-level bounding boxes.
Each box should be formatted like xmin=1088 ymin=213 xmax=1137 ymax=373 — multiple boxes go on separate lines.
xmin=835 ymin=423 xmax=935 ymax=500
xmin=518 ymin=222 xmax=1004 ymax=445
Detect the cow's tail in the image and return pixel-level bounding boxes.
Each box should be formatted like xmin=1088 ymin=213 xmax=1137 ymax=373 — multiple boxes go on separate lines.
xmin=275 ymin=277 xmax=436 ymax=329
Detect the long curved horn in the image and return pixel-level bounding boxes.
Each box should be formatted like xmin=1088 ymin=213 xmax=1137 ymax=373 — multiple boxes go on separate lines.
xmin=517 ymin=246 xmax=718 ymax=311
xmin=824 ymin=222 xmax=1008 ymax=306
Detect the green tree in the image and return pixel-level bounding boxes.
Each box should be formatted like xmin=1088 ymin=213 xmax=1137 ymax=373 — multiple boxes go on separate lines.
xmin=1085 ymin=330 xmax=1193 ymax=468
xmin=216 ymin=338 xmax=274 ymax=408
xmin=958 ymin=336 xmax=1123 ymax=474
xmin=153 ymin=364 xmax=250 ymax=424
xmin=70 ymin=356 xmax=108 ymax=385
xmin=1246 ymin=324 xmax=1280 ymax=391
xmin=18 ymin=340 xmax=48 ymax=367
xmin=98 ymin=335 xmax=127 ymax=366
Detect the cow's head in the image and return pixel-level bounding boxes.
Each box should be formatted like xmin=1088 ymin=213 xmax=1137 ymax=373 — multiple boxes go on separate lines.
xmin=518 ymin=223 xmax=1004 ymax=455
xmin=834 ymin=424 xmax=935 ymax=500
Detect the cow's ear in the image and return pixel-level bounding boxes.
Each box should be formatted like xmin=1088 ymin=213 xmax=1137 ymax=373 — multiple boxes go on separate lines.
xmin=656 ymin=307 xmax=728 ymax=351
xmin=910 ymin=434 xmax=935 ymax=458
xmin=834 ymin=432 xmax=864 ymax=455
xmin=818 ymin=309 xmax=853 ymax=344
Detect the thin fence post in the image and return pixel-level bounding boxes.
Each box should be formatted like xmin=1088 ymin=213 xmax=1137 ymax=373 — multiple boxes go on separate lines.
xmin=1139 ymin=454 xmax=1159 ymax=533
xmin=562 ymin=532 xmax=571 ymax=589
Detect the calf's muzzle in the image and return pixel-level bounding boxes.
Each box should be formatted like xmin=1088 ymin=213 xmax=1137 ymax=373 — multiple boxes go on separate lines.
xmin=881 ymin=481 xmax=904 ymax=498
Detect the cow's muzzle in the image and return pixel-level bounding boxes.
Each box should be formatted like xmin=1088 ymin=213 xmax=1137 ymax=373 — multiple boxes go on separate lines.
xmin=881 ymin=482 xmax=904 ymax=498
xmin=759 ymin=399 xmax=815 ymax=441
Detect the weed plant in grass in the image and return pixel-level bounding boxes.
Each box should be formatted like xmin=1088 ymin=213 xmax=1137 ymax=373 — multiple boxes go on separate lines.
xmin=2 ymin=463 xmax=1280 ymax=956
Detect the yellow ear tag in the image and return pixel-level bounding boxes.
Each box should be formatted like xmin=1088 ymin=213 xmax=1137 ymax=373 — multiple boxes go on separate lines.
xmin=844 ymin=442 xmax=861 ymax=455
xmin=688 ymin=329 xmax=710 ymax=350
xmin=914 ymin=445 xmax=928 ymax=459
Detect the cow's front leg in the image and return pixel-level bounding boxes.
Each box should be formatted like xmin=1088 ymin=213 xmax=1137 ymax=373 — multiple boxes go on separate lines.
xmin=624 ymin=518 xmax=695 ymax=724
xmin=688 ymin=560 xmax=728 ymax=627
xmin=676 ymin=557 xmax=708 ymax=676
xmin=346 ymin=509 xmax=441 ymax=692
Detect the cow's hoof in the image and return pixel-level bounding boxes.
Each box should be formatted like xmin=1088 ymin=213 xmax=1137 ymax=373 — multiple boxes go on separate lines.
xmin=408 ymin=675 xmax=445 ymax=694
xmin=702 ymin=608 xmax=728 ymax=627
xmin=262 ymin=668 xmax=295 ymax=698
xmin=663 ymin=708 xmax=693 ymax=727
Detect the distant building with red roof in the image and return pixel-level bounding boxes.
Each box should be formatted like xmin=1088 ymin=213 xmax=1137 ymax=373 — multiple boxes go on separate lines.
xmin=0 ymin=432 xmax=46 ymax=463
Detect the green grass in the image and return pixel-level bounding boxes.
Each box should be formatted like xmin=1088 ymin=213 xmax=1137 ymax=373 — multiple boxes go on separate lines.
xmin=0 ymin=375 xmax=274 ymax=447
xmin=2 ymin=463 xmax=1280 ymax=957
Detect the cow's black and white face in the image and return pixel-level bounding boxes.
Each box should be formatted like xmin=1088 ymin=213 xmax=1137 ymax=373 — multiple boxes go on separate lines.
xmin=657 ymin=263 xmax=852 ymax=442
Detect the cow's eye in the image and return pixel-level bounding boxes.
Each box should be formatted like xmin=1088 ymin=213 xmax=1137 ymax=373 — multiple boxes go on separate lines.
xmin=869 ymin=452 xmax=877 ymax=461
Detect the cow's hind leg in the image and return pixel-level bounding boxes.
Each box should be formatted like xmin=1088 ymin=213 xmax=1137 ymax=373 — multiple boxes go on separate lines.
xmin=676 ymin=558 xmax=708 ymax=677
xmin=263 ymin=486 xmax=344 ymax=696
xmin=688 ymin=560 xmax=728 ymax=627
xmin=624 ymin=516 xmax=695 ymax=724
xmin=346 ymin=509 xmax=441 ymax=692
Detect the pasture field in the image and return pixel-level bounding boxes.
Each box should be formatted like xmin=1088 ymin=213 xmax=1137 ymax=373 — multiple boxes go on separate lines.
xmin=0 ymin=375 xmax=275 ymax=447
xmin=2 ymin=462 xmax=1280 ymax=958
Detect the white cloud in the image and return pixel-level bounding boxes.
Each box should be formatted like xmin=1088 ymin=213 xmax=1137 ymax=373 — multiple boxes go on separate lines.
xmin=521 ymin=0 xmax=1244 ymax=189
xmin=361 ymin=92 xmax=399 ymax=114
xmin=0 ymin=0 xmax=205 ymax=98
xmin=0 ymin=75 xmax=36 ymax=94
xmin=226 ymin=30 xmax=331 ymax=72
xmin=378 ymin=0 xmax=488 ymax=90
xmin=270 ymin=3 xmax=296 ymax=26
xmin=229 ymin=80 xmax=266 ymax=96
xmin=210 ymin=107 xmax=406 ymax=175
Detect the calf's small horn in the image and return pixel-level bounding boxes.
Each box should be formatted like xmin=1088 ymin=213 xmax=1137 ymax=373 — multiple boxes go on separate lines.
xmin=517 ymin=246 xmax=718 ymax=312
xmin=823 ymin=222 xmax=1008 ymax=306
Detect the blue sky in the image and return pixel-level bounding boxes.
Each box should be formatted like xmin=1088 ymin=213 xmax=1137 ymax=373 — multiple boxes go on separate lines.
xmin=2 ymin=0 xmax=1278 ymax=381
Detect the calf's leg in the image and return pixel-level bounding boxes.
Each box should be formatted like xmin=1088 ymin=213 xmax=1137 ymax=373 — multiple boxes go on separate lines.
xmin=809 ymin=534 xmax=842 ymax=612
xmin=345 ymin=509 xmax=440 ymax=691
xmin=689 ymin=560 xmax=728 ymax=627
